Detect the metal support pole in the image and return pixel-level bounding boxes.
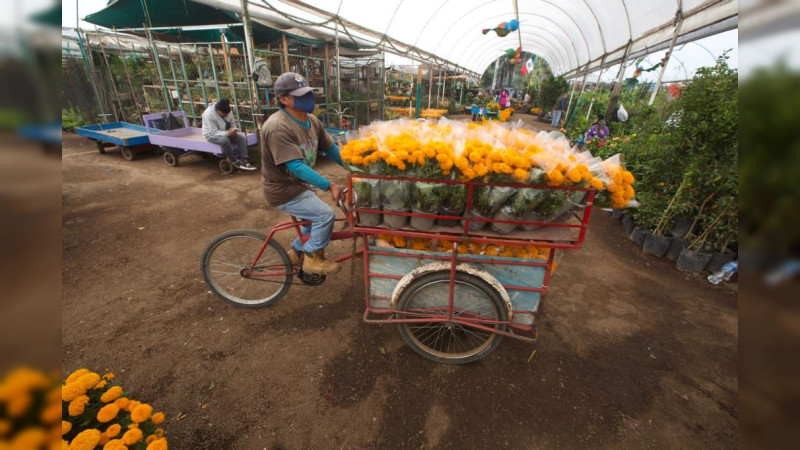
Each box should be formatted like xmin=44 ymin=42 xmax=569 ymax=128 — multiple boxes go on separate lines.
xmin=427 ymin=66 xmax=433 ymax=110
xmin=649 ymin=13 xmax=684 ymax=105
xmin=379 ymin=52 xmax=386 ymax=120
xmin=193 ymin=44 xmax=209 ymax=108
xmin=75 ymin=29 xmax=108 ymax=122
xmin=207 ymin=43 xmax=222 ymax=101
xmin=415 ymin=65 xmax=422 ymax=118
xmin=612 ymin=40 xmax=632 ymax=96
xmin=334 ymin=22 xmax=342 ymax=127
xmin=95 ymin=29 xmax=126 ymax=121
xmin=177 ymin=44 xmax=198 ymax=123
xmin=146 ymin=29 xmax=172 ymax=111
xmin=459 ymin=75 xmax=464 ymax=105
xmin=585 ymin=58 xmax=606 ymax=121
xmin=112 ymin=27 xmax=143 ymax=118
xmin=221 ymin=37 xmax=241 ymax=124
xmin=282 ymin=34 xmax=290 ymax=72
xmin=165 ymin=44 xmax=186 ymax=114
xmin=441 ymin=67 xmax=447 ymax=106
xmin=240 ymin=0 xmax=255 ymax=68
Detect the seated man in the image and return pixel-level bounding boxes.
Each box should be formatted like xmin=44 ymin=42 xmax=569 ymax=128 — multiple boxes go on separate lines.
xmin=202 ymin=99 xmax=256 ymax=171
xmin=260 ymin=72 xmax=345 ymax=275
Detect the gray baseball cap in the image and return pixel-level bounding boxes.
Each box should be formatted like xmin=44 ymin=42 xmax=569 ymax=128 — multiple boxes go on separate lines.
xmin=274 ymin=72 xmax=313 ymax=96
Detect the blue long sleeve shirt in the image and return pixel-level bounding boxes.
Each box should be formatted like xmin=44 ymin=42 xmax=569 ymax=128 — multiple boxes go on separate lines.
xmin=284 ymin=143 xmax=343 ymax=191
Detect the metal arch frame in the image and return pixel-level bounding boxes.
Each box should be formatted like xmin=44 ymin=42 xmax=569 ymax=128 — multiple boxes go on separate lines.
xmin=459 ymin=34 xmax=566 ymax=75
xmin=540 ymin=0 xmax=602 ymax=65
xmin=411 ymin=0 xmax=454 ymax=48
xmin=446 ymin=13 xmax=575 ymax=73
xmin=453 ymin=32 xmax=569 ymax=75
xmin=431 ymin=3 xmax=590 ymax=74
xmin=619 ymin=0 xmax=634 ymax=43
xmin=464 ymin=35 xmax=568 ymax=75
xmin=574 ymin=0 xmax=608 ymax=58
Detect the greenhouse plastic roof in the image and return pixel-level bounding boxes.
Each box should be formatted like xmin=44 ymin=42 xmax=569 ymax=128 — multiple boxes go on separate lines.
xmin=238 ymin=0 xmax=738 ymax=75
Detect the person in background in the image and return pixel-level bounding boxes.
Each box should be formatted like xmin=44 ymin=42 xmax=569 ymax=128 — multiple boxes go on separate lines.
xmin=585 ymin=113 xmax=610 ymax=141
xmin=260 ymin=72 xmax=345 ymax=275
xmin=606 ymin=94 xmax=620 ymax=122
xmin=523 ymin=91 xmax=532 ymax=109
xmin=551 ymin=93 xmax=568 ymax=127
xmin=202 ymin=99 xmax=256 ymax=170
xmin=499 ymin=90 xmax=508 ymax=109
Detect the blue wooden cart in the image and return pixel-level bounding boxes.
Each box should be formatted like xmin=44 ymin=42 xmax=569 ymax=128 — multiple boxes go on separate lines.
xmin=74 ymin=121 xmax=156 ymax=161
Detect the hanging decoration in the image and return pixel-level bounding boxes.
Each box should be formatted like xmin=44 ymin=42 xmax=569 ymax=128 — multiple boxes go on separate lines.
xmin=482 ymin=18 xmax=520 ymax=37
xmin=505 ymin=46 xmax=522 ymax=64
xmin=623 ymin=57 xmax=663 ymax=87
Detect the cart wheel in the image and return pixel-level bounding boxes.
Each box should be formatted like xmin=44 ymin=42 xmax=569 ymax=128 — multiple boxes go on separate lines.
xmin=219 ymin=159 xmax=234 ymax=175
xmin=163 ymin=151 xmax=179 ymax=167
xmin=120 ymin=146 xmax=137 ymax=161
xmin=95 ymin=141 xmax=107 ymax=154
xmin=395 ymin=271 xmax=508 ymax=364
xmin=201 ymin=230 xmax=292 ymax=308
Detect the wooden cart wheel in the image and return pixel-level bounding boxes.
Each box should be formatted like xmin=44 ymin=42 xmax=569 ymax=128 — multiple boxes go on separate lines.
xmin=163 ymin=150 xmax=179 ymax=167
xmin=219 ymin=159 xmax=234 ymax=175
xmin=95 ymin=141 xmax=107 ymax=154
xmin=120 ymin=146 xmax=137 ymax=161
xmin=395 ymin=271 xmax=507 ymax=364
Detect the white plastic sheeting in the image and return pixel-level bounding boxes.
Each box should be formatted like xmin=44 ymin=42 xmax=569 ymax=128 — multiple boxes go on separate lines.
xmin=236 ymin=0 xmax=738 ymax=75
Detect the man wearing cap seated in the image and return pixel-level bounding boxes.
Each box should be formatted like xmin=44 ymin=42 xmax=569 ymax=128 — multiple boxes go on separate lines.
xmin=201 ymin=98 xmax=257 ymax=171
xmin=260 ymin=72 xmax=344 ymax=275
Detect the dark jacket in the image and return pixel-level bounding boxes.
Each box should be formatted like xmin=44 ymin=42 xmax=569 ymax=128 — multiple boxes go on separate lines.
xmin=555 ymin=96 xmax=568 ymax=111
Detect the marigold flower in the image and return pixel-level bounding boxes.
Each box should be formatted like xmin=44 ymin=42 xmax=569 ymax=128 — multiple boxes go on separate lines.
xmin=95 ymin=380 xmax=108 ymax=389
xmin=76 ymin=373 xmax=101 ymax=391
xmin=101 ymin=386 xmax=123 ymax=403
xmin=10 ymin=428 xmax=46 ymax=448
xmin=102 ymin=439 xmax=127 ymax=450
xmin=146 ymin=438 xmax=168 ymax=450
xmin=41 ymin=402 xmax=62 ymax=423
xmin=105 ymin=424 xmax=122 ymax=438
xmin=113 ymin=397 xmax=130 ymax=409
xmin=127 ymin=424 xmax=139 ymax=430
xmin=97 ymin=404 xmax=120 ymax=423
xmin=68 ymin=395 xmax=90 ymax=417
xmin=125 ymin=400 xmax=141 ymax=412
xmin=65 ymin=369 xmax=90 ymax=385
xmin=61 ymin=383 xmax=86 ymax=402
xmin=6 ymin=393 xmax=31 ymax=417
xmin=62 ymin=439 xmax=69 ymax=450
xmin=68 ymin=429 xmax=101 ymax=450
xmin=99 ymin=434 xmax=111 ymax=446
xmin=150 ymin=412 xmax=165 ymax=425
xmin=103 ymin=373 xmax=115 ymax=380
xmin=122 ymin=428 xmax=143 ymax=445
xmin=61 ymin=421 xmax=73 ymax=436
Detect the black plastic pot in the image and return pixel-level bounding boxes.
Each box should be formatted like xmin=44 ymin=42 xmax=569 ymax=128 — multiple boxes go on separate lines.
xmin=643 ymin=233 xmax=672 ymax=257
xmin=436 ymin=207 xmax=463 ymax=228
xmin=665 ymin=238 xmax=688 ymax=261
xmin=670 ymin=216 xmax=693 ymax=238
xmin=706 ymin=250 xmax=736 ymax=273
xmin=611 ymin=209 xmax=624 ymax=221
xmin=676 ymin=248 xmax=713 ymax=274
xmin=622 ymin=215 xmax=636 ymax=235
xmin=630 ymin=228 xmax=650 ymax=246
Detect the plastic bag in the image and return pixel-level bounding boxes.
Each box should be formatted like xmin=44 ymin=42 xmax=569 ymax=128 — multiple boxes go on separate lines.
xmin=617 ymin=104 xmax=629 ymax=122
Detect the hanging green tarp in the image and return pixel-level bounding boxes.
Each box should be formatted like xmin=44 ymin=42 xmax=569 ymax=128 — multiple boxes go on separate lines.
xmin=30 ymin=1 xmax=62 ymax=27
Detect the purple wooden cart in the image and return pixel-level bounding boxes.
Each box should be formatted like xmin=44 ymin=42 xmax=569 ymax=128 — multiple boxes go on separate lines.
xmin=143 ymin=111 xmax=258 ymax=174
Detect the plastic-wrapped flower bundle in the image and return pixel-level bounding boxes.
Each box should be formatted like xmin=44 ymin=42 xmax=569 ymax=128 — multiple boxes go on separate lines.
xmin=340 ymin=119 xmax=635 ymax=231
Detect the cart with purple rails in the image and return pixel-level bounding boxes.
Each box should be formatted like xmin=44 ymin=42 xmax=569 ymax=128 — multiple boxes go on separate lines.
xmin=143 ymin=111 xmax=258 ymax=174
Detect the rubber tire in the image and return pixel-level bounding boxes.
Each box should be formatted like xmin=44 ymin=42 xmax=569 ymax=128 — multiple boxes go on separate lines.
xmin=120 ymin=146 xmax=137 ymax=161
xmin=201 ymin=230 xmax=292 ymax=308
xmin=163 ymin=151 xmax=179 ymax=167
xmin=395 ymin=271 xmax=507 ymax=365
xmin=95 ymin=141 xmax=107 ymax=154
xmin=219 ymin=159 xmax=234 ymax=175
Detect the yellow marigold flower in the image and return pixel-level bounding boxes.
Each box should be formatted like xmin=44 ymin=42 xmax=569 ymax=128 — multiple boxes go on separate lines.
xmin=127 ymin=424 xmax=139 ymax=430
xmin=6 ymin=393 xmax=31 ymax=417
xmin=146 ymin=435 xmax=158 ymax=444
xmin=622 ymin=171 xmax=635 ymax=184
xmin=125 ymin=400 xmax=141 ymax=412
xmin=590 ymin=178 xmax=604 ymax=190
xmin=131 ymin=403 xmax=153 ymax=423
xmin=122 ymin=428 xmax=143 ymax=445
xmin=97 ymin=404 xmax=120 ymax=423
xmin=60 ymin=421 xmax=73 ymax=436
xmin=68 ymin=395 xmax=90 ymax=417
xmin=102 ymin=373 xmax=115 ymax=381
xmin=61 ymin=383 xmax=86 ymax=402
xmin=155 ymin=428 xmax=164 ymax=437
xmin=105 ymin=424 xmax=122 ymax=438
xmin=11 ymin=428 xmax=46 ymax=448
xmin=350 ymin=155 xmax=363 ymax=165
xmin=146 ymin=438 xmax=168 ymax=450
xmin=102 ymin=439 xmax=127 ymax=450
xmin=566 ymin=168 xmax=582 ymax=183
xmin=99 ymin=434 xmax=111 ymax=446
xmin=41 ymin=402 xmax=62 ymax=423
xmin=62 ymin=439 xmax=69 ymax=450
xmin=76 ymin=373 xmax=100 ymax=391
xmin=69 ymin=429 xmax=101 ymax=450
xmin=512 ymin=169 xmax=529 ymax=183
xmin=65 ymin=369 xmax=89 ymax=385
xmin=100 ymin=386 xmax=123 ymax=403
xmin=0 ymin=419 xmax=11 ymax=436
xmin=95 ymin=380 xmax=108 ymax=389
xmin=113 ymin=397 xmax=129 ymax=409
xmin=150 ymin=412 xmax=165 ymax=425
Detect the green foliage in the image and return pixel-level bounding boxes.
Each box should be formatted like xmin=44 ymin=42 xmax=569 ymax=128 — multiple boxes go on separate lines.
xmin=535 ymin=74 xmax=568 ymax=110
xmin=739 ymin=64 xmax=800 ymax=254
xmin=61 ymin=108 xmax=85 ymax=130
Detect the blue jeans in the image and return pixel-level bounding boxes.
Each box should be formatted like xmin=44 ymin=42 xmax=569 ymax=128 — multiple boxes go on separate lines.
xmin=207 ymin=133 xmax=249 ymax=162
xmin=551 ymin=110 xmax=563 ymax=127
xmin=275 ymin=190 xmax=335 ymax=254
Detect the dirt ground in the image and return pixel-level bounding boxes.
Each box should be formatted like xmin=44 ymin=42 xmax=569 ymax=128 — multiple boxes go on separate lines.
xmin=62 ymin=115 xmax=737 ymax=449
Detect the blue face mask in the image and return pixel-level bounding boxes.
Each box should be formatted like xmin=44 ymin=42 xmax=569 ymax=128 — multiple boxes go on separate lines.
xmin=293 ymin=92 xmax=315 ymax=113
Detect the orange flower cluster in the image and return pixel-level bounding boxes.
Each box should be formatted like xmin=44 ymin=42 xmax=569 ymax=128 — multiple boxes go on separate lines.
xmin=376 ymin=234 xmax=552 ymax=260
xmin=385 ymin=107 xmax=447 ymax=119
xmin=386 ymin=95 xmax=410 ymax=102
xmin=498 ymin=108 xmax=514 ymax=122
xmin=340 ymin=119 xmax=634 ymax=200
xmin=605 ymin=166 xmax=636 ymax=208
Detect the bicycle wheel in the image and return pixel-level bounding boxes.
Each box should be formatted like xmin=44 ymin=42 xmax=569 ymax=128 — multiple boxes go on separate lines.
xmin=395 ymin=271 xmax=508 ymax=364
xmin=201 ymin=230 xmax=292 ymax=307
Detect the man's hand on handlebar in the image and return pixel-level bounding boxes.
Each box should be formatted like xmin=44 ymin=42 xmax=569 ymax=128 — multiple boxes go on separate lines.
xmin=328 ymin=182 xmax=343 ymax=203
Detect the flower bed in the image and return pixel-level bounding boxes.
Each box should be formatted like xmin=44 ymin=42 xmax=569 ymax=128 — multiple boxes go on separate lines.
xmin=385 ymin=107 xmax=448 ymax=119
